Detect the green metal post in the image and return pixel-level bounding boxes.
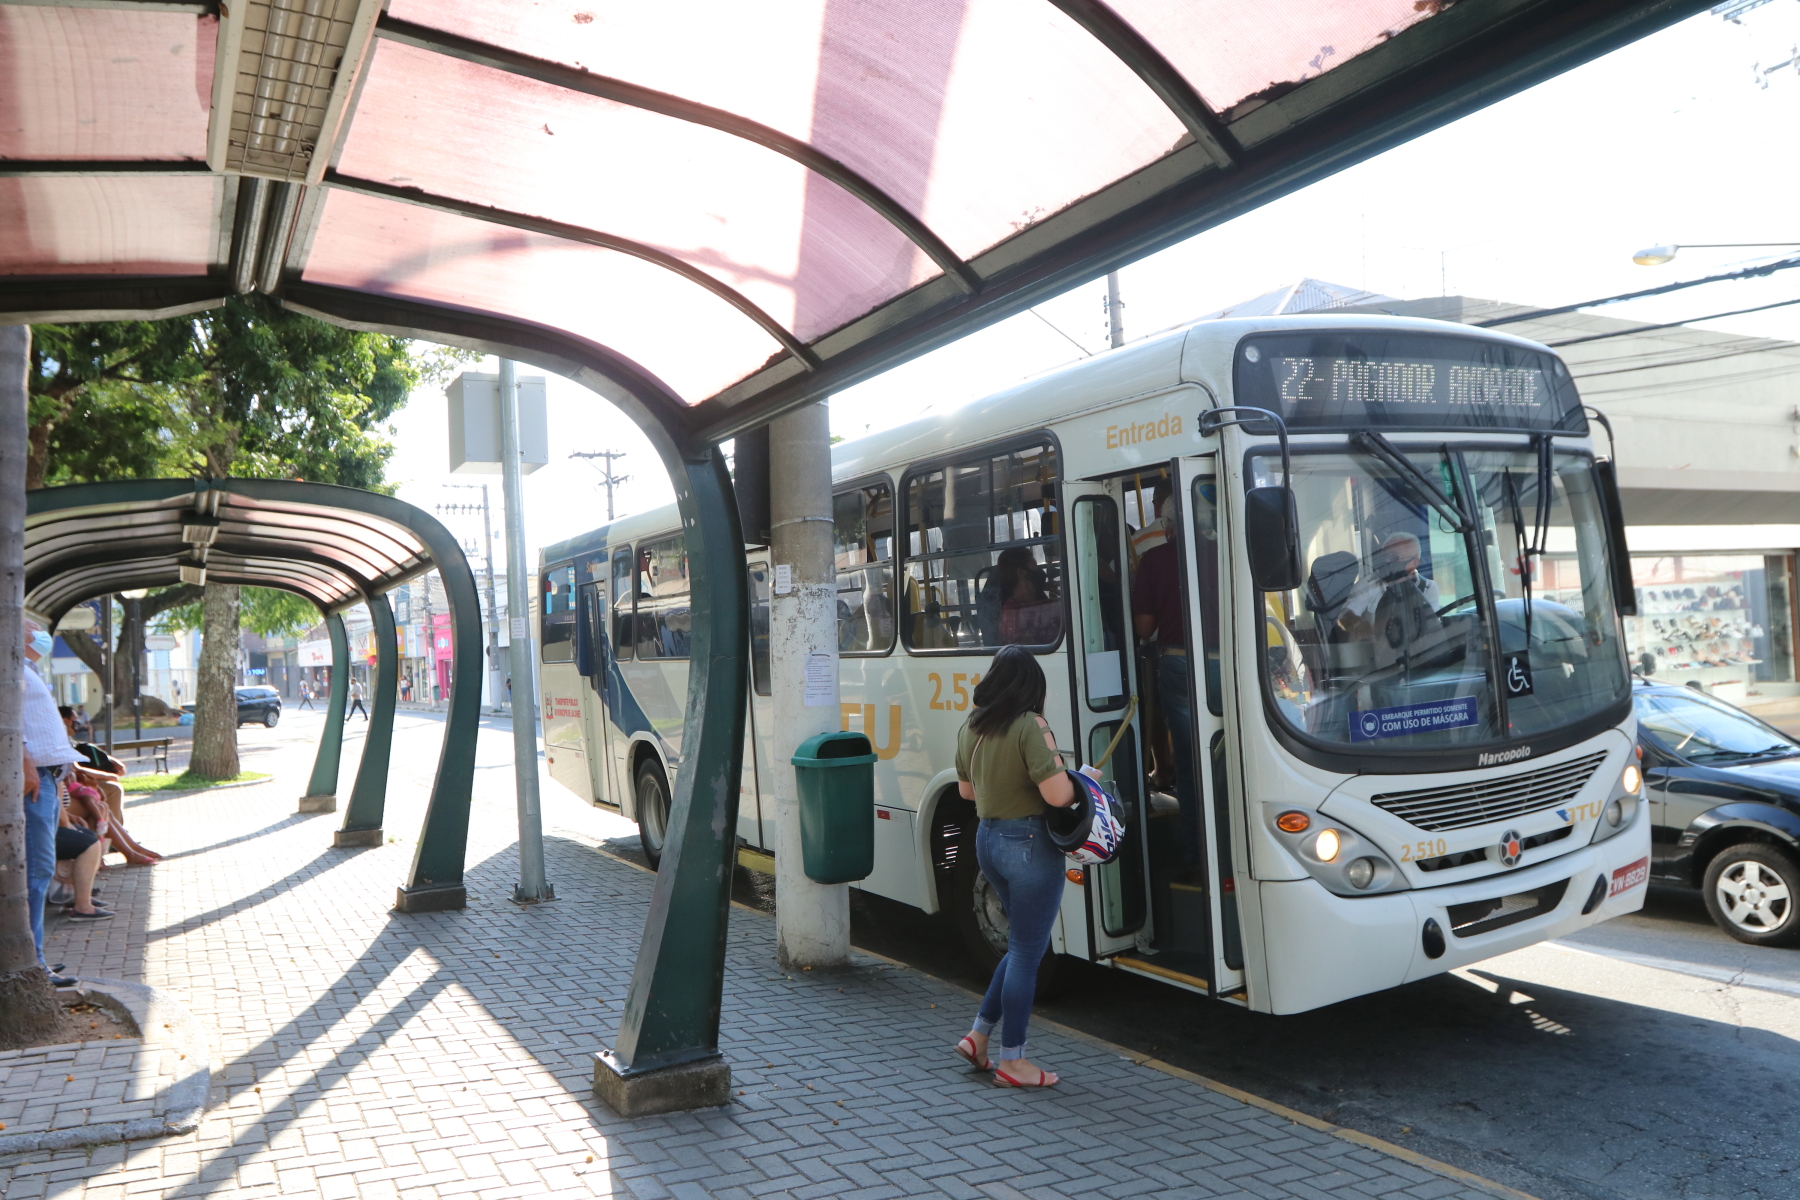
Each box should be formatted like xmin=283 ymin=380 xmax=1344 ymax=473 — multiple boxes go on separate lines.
xmin=335 ymin=594 xmax=397 ymax=847
xmin=599 ymin=442 xmax=747 ymax=1098
xmin=299 ymin=615 xmax=349 ymax=812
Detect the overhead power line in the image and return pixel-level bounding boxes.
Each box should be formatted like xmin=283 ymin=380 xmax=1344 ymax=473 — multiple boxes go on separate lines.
xmin=1476 ymin=254 xmax=1800 ymax=328
xmin=1546 ymin=295 xmax=1800 ymax=347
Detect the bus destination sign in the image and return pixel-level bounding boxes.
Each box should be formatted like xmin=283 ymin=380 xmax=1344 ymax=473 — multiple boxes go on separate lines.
xmin=1234 ymin=332 xmax=1585 ymax=434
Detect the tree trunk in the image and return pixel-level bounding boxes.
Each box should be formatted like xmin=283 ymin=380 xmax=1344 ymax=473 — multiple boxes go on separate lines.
xmin=189 ymin=583 xmax=242 ymax=780
xmin=0 ymin=323 xmax=61 ymax=1045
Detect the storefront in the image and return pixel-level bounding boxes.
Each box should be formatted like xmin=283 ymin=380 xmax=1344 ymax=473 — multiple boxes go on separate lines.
xmin=432 ymin=612 xmax=454 ymax=701
xmin=1626 ymin=552 xmax=1798 ymax=705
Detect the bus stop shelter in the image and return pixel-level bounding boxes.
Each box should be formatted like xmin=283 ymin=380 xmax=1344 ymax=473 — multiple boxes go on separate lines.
xmin=21 ymin=477 xmax=485 ymax=911
xmin=0 ymin=0 xmax=1714 ymax=1109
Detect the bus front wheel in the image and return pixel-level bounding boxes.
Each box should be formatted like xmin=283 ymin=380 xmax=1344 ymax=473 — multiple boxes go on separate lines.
xmin=635 ymin=760 xmax=672 ymax=870
xmin=947 ymin=835 xmax=1068 ymax=1000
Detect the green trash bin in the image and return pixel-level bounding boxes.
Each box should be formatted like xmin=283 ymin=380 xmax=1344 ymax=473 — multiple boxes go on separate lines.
xmin=791 ymin=731 xmax=877 ymax=884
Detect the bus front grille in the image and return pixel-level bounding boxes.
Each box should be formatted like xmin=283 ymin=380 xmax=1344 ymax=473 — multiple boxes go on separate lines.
xmin=1370 ymin=751 xmax=1609 ymax=832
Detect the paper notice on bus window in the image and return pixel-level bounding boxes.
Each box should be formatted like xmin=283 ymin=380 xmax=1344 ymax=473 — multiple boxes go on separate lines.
xmin=803 ymin=653 xmax=834 ymax=706
xmin=1085 ymin=651 xmax=1123 ymax=700
xmin=774 ymin=564 xmax=793 ymax=595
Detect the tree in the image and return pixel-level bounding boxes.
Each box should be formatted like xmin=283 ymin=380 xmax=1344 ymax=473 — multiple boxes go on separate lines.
xmin=2 ymin=325 xmax=61 ymax=1045
xmin=30 ymin=297 xmax=473 ymax=779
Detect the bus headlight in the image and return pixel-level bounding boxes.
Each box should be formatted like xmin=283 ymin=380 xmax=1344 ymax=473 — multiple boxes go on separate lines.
xmin=1590 ymin=784 xmax=1641 ymax=847
xmin=1262 ymin=805 xmax=1407 ymax=896
xmin=1621 ymin=765 xmax=1642 ymax=794
xmin=1604 ymin=798 xmax=1624 ymax=827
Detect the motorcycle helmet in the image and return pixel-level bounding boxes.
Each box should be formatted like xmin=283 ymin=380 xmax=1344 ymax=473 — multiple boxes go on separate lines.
xmin=1045 ymin=770 xmax=1127 ymax=865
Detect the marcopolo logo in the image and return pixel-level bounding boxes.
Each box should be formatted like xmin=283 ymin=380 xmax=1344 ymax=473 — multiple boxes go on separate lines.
xmin=1477 ymin=746 xmax=1533 ymax=767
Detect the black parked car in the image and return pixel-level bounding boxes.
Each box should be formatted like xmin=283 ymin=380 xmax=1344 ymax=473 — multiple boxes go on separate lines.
xmin=235 ymin=686 xmax=281 ymax=727
xmin=185 ymin=686 xmax=282 ymax=728
xmin=1636 ymin=679 xmax=1800 ymax=946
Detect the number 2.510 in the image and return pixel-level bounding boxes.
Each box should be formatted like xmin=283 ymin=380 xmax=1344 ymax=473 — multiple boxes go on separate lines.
xmin=927 ymin=672 xmax=981 ymax=711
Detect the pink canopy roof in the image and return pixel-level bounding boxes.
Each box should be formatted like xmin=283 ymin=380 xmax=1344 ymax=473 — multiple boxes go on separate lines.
xmin=0 ymin=0 xmax=1706 ymax=440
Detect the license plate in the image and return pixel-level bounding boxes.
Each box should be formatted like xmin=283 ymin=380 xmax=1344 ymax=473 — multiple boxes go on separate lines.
xmin=1609 ymin=856 xmax=1649 ymax=897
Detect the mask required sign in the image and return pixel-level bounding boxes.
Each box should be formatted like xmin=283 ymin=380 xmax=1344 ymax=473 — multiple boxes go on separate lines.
xmin=1349 ymin=696 xmax=1480 ymax=742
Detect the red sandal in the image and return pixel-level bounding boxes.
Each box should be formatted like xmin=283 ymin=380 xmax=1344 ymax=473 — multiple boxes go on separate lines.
xmin=994 ymin=1065 xmax=1058 ymax=1088
xmin=955 ymin=1035 xmax=991 ymax=1071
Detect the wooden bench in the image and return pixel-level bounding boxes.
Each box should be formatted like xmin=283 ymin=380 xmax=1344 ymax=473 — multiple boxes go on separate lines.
xmin=107 ymin=737 xmax=173 ymax=775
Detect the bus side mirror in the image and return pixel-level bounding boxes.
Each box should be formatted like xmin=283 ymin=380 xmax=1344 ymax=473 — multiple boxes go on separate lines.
xmin=1244 ymin=486 xmax=1303 ymax=592
xmin=1593 ymin=459 xmax=1636 ymax=617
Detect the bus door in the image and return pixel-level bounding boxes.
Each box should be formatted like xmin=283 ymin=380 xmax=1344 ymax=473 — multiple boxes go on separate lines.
xmin=1064 ymin=482 xmax=1149 ymax=957
xmin=1170 ymin=455 xmax=1247 ymax=999
xmin=743 ymin=559 xmax=775 ymax=851
xmin=576 ymin=577 xmax=619 ymax=805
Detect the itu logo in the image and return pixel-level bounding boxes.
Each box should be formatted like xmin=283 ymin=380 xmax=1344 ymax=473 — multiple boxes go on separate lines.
xmin=1498 ymin=829 xmax=1525 ymax=868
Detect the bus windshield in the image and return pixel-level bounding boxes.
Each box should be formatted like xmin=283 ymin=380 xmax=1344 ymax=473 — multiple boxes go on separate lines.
xmin=1255 ymin=444 xmax=1628 ymax=753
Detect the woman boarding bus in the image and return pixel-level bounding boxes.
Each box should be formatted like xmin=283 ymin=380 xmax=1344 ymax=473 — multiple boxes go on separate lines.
xmin=537 ymin=313 xmax=1649 ymax=1016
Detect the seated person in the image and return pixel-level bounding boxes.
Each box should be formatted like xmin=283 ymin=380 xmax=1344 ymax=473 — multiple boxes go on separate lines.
xmin=53 ymin=804 xmax=110 ymax=920
xmin=979 ymin=548 xmax=1063 ymax=646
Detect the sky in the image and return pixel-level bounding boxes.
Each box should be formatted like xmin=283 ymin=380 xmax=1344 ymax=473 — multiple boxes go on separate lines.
xmin=384 ymin=3 xmax=1800 ymax=572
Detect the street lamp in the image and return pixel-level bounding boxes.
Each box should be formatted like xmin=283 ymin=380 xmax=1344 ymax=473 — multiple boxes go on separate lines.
xmin=1633 ymin=242 xmax=1800 ymax=265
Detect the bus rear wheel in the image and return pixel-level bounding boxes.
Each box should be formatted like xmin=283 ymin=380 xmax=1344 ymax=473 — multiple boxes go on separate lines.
xmin=635 ymin=760 xmax=672 ymax=870
xmin=947 ymin=837 xmax=1069 ymax=1000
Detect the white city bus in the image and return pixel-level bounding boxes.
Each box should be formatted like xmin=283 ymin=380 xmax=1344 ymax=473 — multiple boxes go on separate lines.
xmin=537 ymin=314 xmax=1650 ymax=1014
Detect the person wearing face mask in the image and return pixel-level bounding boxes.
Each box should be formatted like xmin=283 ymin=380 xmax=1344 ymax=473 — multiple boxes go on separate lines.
xmin=22 ymin=622 xmax=87 ymax=982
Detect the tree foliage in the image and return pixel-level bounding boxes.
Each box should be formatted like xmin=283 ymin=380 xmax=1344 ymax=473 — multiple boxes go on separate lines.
xmin=28 ymin=295 xmax=475 ymax=488
xmin=159 ymin=587 xmax=319 ymax=639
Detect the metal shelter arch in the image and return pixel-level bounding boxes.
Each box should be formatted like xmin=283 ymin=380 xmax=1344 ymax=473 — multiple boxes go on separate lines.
xmin=23 ymin=477 xmax=485 ymax=911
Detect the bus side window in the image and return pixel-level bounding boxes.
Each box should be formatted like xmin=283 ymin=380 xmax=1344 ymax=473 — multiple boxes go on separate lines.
xmin=833 ymin=482 xmax=895 ymax=655
xmin=749 ymin=566 xmax=771 ymax=696
xmin=611 ymin=548 xmax=634 ymax=661
xmin=902 ymin=442 xmax=1063 ymax=653
xmin=636 ymin=535 xmax=691 ymax=659
xmin=540 ymin=563 xmax=577 ymax=663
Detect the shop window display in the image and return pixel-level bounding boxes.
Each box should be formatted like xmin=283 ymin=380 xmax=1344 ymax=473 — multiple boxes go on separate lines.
xmin=1625 ymin=554 xmax=1797 ymax=705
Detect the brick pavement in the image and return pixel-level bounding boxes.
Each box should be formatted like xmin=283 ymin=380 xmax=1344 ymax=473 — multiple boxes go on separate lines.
xmin=0 ymin=711 xmax=1507 ymax=1199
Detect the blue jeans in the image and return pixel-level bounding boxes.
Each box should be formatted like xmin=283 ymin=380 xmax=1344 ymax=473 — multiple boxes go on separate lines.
xmin=1158 ymin=654 xmax=1202 ymax=865
xmin=25 ymin=767 xmax=60 ymax=965
xmin=972 ymin=815 xmax=1066 ymax=1061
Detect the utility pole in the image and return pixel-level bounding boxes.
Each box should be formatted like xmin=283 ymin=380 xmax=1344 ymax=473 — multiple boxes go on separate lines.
xmin=1105 ymin=271 xmax=1125 ymax=349
xmin=500 ymin=359 xmax=552 ymax=903
xmin=571 ymin=449 xmax=630 ymax=521
xmin=439 ymin=485 xmax=504 ymax=713
xmin=769 ymin=402 xmax=846 ymax=967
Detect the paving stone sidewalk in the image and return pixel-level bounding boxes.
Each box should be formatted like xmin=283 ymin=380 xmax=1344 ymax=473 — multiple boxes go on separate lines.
xmin=1 ymin=712 xmax=1505 ymax=1199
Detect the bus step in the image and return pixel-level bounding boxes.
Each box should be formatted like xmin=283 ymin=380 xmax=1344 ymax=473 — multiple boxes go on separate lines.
xmin=736 ymin=847 xmax=776 ymax=875
xmin=1110 ymin=955 xmax=1209 ymax=995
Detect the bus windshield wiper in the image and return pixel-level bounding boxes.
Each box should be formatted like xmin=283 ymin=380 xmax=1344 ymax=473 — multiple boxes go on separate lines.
xmin=1503 ymin=436 xmax=1555 ymax=647
xmin=1351 ymin=431 xmax=1471 ymax=533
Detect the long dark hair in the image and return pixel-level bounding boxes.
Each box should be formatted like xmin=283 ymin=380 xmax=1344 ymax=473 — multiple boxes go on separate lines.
xmin=968 ymin=645 xmax=1047 ymax=736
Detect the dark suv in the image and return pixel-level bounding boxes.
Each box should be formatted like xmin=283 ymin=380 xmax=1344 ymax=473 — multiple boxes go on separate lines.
xmin=1636 ymin=679 xmax=1800 ymax=946
xmin=233 ymin=686 xmax=282 ymax=728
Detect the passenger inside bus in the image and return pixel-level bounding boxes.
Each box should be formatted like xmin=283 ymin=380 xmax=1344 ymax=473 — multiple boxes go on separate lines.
xmin=978 ymin=547 xmax=1063 ymax=646
xmin=1133 ymin=515 xmax=1202 ymax=875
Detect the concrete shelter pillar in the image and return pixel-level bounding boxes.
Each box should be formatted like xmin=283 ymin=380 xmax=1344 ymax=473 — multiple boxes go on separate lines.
xmin=768 ymin=402 xmax=847 ymax=968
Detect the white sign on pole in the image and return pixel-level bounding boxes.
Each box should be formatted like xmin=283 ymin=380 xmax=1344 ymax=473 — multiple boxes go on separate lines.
xmin=773 ymin=564 xmax=793 ymax=595
xmin=446 ymin=373 xmax=550 ymax=474
xmin=803 ymin=653 xmax=835 ymax=707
